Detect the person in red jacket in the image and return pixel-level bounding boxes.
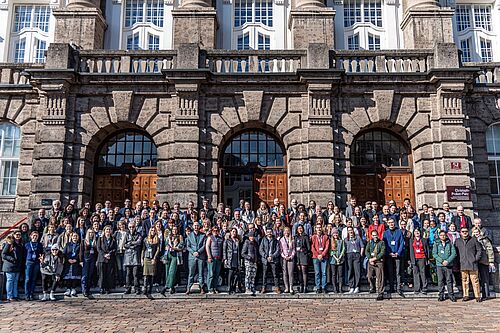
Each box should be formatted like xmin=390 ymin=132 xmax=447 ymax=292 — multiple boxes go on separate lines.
xmin=311 ymin=224 xmax=329 ymax=293
xmin=368 ymin=215 xmax=385 ymax=240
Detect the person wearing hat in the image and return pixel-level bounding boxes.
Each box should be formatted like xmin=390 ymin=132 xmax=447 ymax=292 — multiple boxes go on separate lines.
xmin=329 ymin=227 xmax=345 ymax=293
xmin=242 ymin=230 xmax=259 ymax=295
xmin=206 ymin=226 xmax=224 ymax=294
xmin=40 ymin=244 xmax=64 ymax=301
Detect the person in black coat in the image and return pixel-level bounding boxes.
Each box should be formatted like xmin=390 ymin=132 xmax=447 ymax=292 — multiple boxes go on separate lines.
xmin=259 ymin=227 xmax=281 ymax=294
xmin=409 ymin=228 xmax=430 ymax=294
xmin=294 ymin=224 xmax=311 ymax=293
xmin=452 ymin=206 xmax=472 ymax=231
xmin=96 ymin=225 xmax=117 ymax=294
xmin=455 ymin=227 xmax=483 ymax=302
xmin=2 ymin=232 xmax=24 ymax=301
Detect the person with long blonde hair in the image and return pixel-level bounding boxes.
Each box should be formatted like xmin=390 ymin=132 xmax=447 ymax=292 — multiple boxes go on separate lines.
xmin=143 ymin=227 xmax=160 ymax=296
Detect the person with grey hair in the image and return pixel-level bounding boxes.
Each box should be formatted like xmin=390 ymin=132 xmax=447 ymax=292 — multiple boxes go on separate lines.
xmin=473 ymin=217 xmax=493 ymax=243
xmin=123 ymin=221 xmax=143 ymax=295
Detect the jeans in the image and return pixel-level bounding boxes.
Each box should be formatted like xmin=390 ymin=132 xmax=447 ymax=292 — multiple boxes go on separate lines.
xmin=313 ymin=258 xmax=327 ymax=290
xmin=187 ymin=257 xmax=206 ymax=289
xmin=115 ymin=253 xmax=125 ymax=286
xmin=25 ymin=261 xmax=40 ymax=297
xmin=5 ymin=272 xmax=20 ymax=300
xmin=262 ymin=261 xmax=279 ymax=288
xmin=207 ymin=258 xmax=222 ymax=290
xmin=81 ymin=255 xmax=96 ymax=294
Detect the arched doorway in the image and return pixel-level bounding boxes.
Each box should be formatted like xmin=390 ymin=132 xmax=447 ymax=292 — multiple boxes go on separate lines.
xmin=350 ymin=129 xmax=414 ymax=207
xmin=220 ymin=130 xmax=287 ymax=210
xmin=93 ymin=130 xmax=158 ymax=207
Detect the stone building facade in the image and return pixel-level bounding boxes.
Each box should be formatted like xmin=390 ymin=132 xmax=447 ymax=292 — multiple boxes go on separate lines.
xmin=0 ymin=0 xmax=499 ymax=241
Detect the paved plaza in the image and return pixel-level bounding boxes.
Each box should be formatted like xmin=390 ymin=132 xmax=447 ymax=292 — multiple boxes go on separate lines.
xmin=1 ymin=297 xmax=499 ymax=333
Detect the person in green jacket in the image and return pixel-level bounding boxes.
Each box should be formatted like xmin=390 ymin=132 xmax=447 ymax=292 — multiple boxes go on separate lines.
xmin=432 ymin=230 xmax=457 ymax=302
xmin=365 ymin=230 xmax=386 ymax=301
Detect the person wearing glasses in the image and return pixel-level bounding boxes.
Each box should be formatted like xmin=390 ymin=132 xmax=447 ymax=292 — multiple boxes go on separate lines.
xmin=455 ymin=227 xmax=482 ymax=302
xmin=40 ymin=244 xmax=64 ymax=301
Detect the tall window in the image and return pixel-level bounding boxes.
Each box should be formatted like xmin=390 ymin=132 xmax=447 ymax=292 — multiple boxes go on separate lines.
xmin=344 ymin=0 xmax=381 ymax=27
xmin=486 ymin=124 xmax=500 ymax=195
xmin=342 ymin=0 xmax=383 ymax=50
xmin=460 ymin=38 xmax=472 ymax=62
xmin=347 ymin=34 xmax=360 ymax=50
xmin=234 ymin=0 xmax=273 ymax=49
xmin=10 ymin=5 xmax=51 ymax=63
xmin=0 ymin=123 xmax=21 ymax=196
xmin=123 ymin=0 xmax=163 ymax=50
xmin=454 ymin=4 xmax=495 ymax=62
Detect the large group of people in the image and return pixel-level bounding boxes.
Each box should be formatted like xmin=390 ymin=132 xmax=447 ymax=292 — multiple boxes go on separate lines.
xmin=1 ymin=196 xmax=496 ymax=303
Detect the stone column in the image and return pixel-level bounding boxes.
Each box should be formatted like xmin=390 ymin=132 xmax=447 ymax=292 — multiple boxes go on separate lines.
xmin=290 ymin=0 xmax=335 ymax=49
xmin=172 ymin=0 xmax=218 ymax=49
xmin=53 ymin=0 xmax=107 ymax=49
xmin=400 ymin=0 xmax=454 ymax=49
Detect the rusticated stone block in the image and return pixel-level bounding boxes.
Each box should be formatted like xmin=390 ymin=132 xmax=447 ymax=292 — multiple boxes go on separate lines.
xmin=266 ymin=97 xmax=286 ymax=127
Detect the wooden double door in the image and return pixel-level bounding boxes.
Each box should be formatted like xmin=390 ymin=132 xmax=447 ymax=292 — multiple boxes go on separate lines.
xmin=351 ymin=170 xmax=414 ymax=207
xmin=221 ymin=169 xmax=287 ymax=210
xmin=94 ymin=172 xmax=157 ymax=207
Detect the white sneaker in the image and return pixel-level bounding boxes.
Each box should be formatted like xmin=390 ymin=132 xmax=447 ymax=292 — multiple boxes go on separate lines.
xmin=41 ymin=293 xmax=48 ymax=301
xmin=64 ymin=289 xmax=71 ymax=296
xmin=49 ymin=292 xmax=56 ymax=301
xmin=353 ymin=287 xmax=359 ymax=294
xmin=347 ymin=288 xmax=354 ymax=294
xmin=245 ymin=289 xmax=253 ymax=295
xmin=71 ymin=289 xmax=77 ymax=297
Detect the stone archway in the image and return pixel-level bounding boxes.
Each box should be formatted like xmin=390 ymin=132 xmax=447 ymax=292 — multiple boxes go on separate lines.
xmin=350 ymin=128 xmax=414 ymax=207
xmin=219 ymin=128 xmax=287 ymax=210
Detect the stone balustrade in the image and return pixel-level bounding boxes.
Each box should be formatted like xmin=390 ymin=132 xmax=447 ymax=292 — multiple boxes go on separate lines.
xmin=464 ymin=63 xmax=500 ymax=84
xmin=78 ymin=50 xmax=177 ymax=74
xmin=204 ymin=50 xmax=306 ymax=73
xmin=331 ymin=50 xmax=434 ymax=73
xmin=0 ymin=63 xmax=44 ymax=85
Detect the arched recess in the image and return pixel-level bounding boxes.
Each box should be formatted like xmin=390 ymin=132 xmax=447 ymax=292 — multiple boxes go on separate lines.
xmin=92 ymin=129 xmax=158 ymax=207
xmin=219 ymin=127 xmax=287 ymax=210
xmin=350 ymin=128 xmax=414 ymax=207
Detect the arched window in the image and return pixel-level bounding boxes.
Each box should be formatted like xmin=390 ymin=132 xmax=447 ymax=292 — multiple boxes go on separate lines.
xmin=97 ymin=131 xmax=157 ymax=169
xmin=222 ymin=131 xmax=284 ymax=168
xmin=486 ymin=124 xmax=500 ymax=194
xmin=351 ymin=130 xmax=409 ymax=168
xmin=0 ymin=123 xmax=21 ymax=196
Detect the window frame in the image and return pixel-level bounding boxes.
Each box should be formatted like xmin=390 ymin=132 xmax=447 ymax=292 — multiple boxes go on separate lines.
xmin=122 ymin=0 xmax=164 ymax=50
xmin=0 ymin=123 xmax=21 ymax=198
xmin=233 ymin=0 xmax=274 ymax=50
xmin=486 ymin=124 xmax=500 ymax=195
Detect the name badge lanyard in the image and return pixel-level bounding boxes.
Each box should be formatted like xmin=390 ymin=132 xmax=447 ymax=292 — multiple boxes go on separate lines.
xmin=30 ymin=242 xmax=37 ymax=260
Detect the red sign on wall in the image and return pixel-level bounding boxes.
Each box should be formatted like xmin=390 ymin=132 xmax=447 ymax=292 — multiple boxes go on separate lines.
xmin=450 ymin=162 xmax=462 ymax=170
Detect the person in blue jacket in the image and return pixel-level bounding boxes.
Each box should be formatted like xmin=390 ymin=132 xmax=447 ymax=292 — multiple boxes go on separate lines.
xmin=24 ymin=230 xmax=43 ymax=301
xmin=383 ymin=218 xmax=405 ymax=297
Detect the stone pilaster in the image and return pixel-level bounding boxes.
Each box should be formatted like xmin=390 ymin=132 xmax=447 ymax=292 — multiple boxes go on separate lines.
xmin=53 ymin=1 xmax=107 ymax=49
xmin=427 ymin=82 xmax=474 ymax=211
xmin=400 ymin=1 xmax=454 ymax=49
xmin=172 ymin=0 xmax=218 ymax=49
xmin=289 ymin=0 xmax=335 ymax=49
xmin=170 ymin=84 xmax=201 ymax=207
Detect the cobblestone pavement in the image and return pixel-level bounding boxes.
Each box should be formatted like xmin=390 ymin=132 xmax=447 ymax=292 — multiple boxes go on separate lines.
xmin=1 ymin=297 xmax=499 ymax=333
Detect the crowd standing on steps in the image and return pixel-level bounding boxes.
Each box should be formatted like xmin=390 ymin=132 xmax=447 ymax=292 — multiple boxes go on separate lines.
xmin=1 ymin=197 xmax=496 ymax=303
